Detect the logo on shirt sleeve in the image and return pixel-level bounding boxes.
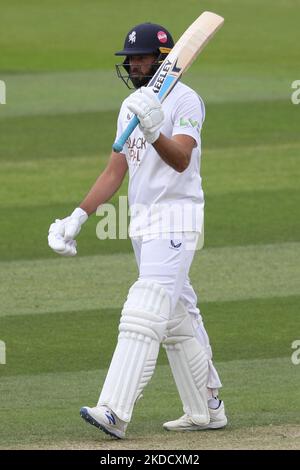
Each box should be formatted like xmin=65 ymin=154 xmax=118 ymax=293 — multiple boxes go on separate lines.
xmin=179 ymin=117 xmax=200 ymax=129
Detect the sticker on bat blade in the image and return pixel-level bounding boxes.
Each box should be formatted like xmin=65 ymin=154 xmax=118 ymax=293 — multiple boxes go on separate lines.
xmin=151 ymin=59 xmax=172 ymax=93
xmin=158 ymin=75 xmax=178 ymax=100
xmin=151 ymin=59 xmax=182 ymax=95
xmin=171 ymin=59 xmax=182 ymax=74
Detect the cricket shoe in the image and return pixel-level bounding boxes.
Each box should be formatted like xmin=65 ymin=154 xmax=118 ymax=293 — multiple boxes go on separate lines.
xmin=80 ymin=405 xmax=127 ymax=439
xmin=163 ymin=400 xmax=227 ymax=431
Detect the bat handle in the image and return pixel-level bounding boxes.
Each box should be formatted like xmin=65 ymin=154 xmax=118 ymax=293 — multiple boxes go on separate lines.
xmin=112 ymin=115 xmax=140 ymax=153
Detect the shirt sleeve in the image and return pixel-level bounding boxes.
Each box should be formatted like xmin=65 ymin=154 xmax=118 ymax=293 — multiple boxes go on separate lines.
xmin=171 ymin=91 xmax=205 ymax=147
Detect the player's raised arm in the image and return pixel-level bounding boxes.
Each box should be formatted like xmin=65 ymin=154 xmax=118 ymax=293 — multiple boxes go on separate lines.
xmin=126 ymin=86 xmax=196 ymax=172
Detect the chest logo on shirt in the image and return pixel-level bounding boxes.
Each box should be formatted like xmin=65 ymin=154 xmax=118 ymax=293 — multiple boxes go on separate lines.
xmin=126 ymin=136 xmax=146 ymax=165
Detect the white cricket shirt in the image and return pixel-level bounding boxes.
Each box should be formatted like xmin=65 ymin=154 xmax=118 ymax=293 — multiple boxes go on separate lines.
xmin=116 ymin=81 xmax=205 ymax=237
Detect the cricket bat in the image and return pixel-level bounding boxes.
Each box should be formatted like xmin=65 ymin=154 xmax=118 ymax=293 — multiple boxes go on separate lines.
xmin=112 ymin=11 xmax=224 ymax=153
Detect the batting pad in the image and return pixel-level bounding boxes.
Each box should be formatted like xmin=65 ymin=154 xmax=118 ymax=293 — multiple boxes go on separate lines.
xmin=98 ymin=280 xmax=171 ymax=422
xmin=162 ymin=301 xmax=209 ymax=425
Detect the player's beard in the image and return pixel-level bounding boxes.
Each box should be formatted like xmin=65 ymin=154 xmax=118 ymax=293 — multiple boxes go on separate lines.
xmin=130 ymin=74 xmax=150 ymax=89
xmin=129 ymin=63 xmax=158 ymax=89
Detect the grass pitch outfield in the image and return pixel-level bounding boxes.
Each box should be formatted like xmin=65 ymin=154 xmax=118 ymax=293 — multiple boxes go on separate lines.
xmin=0 ymin=0 xmax=300 ymax=450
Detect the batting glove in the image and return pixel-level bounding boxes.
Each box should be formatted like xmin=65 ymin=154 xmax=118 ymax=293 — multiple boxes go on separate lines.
xmin=126 ymin=87 xmax=164 ymax=144
xmin=48 ymin=207 xmax=88 ymax=256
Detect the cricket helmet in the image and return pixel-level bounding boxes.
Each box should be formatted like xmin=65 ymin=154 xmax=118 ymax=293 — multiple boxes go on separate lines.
xmin=115 ymin=22 xmax=174 ymax=89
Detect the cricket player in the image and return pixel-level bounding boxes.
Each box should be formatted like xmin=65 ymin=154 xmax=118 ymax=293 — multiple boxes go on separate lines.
xmin=48 ymin=22 xmax=227 ymax=439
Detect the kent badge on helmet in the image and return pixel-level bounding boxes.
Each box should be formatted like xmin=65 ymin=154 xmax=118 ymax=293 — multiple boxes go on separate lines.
xmin=115 ymin=23 xmax=174 ymax=89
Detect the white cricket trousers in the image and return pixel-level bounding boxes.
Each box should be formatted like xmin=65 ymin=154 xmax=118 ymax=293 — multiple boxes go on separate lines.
xmin=131 ymin=232 xmax=222 ymax=392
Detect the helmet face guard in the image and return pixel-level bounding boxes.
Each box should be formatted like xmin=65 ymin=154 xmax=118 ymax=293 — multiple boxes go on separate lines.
xmin=115 ymin=23 xmax=174 ymax=89
xmin=115 ymin=51 xmax=170 ymax=90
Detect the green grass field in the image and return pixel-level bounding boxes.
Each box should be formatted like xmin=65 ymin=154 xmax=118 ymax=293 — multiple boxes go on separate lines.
xmin=0 ymin=0 xmax=300 ymax=450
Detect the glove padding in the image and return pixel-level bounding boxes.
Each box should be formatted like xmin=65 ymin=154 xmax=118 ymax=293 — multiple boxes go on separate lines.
xmin=48 ymin=207 xmax=88 ymax=256
xmin=126 ymin=87 xmax=164 ymax=144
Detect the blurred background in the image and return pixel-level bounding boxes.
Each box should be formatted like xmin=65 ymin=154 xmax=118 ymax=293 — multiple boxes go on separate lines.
xmin=0 ymin=0 xmax=299 ymax=449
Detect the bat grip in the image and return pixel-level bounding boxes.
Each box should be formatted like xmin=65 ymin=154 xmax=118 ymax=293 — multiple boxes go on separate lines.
xmin=112 ymin=115 xmax=140 ymax=153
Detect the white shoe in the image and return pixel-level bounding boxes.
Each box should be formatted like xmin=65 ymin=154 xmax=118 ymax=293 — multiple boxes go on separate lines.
xmin=163 ymin=400 xmax=227 ymax=431
xmin=80 ymin=405 xmax=127 ymax=439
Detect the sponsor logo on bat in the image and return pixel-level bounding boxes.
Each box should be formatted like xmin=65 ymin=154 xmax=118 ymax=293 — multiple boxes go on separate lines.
xmin=152 ymin=59 xmax=182 ymax=94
